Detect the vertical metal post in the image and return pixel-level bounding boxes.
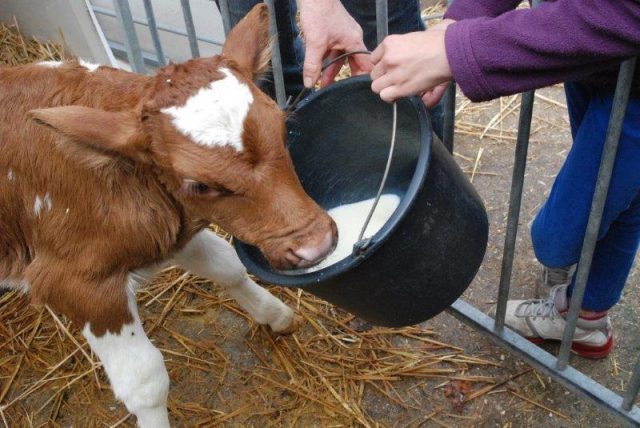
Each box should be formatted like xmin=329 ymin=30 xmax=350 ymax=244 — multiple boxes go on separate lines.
xmin=623 ymin=358 xmax=640 ymax=411
xmin=493 ymin=0 xmax=541 ymax=333
xmin=180 ymin=0 xmax=200 ymax=58
xmin=142 ymin=0 xmax=166 ymax=66
xmin=263 ymin=0 xmax=286 ymax=107
xmin=375 ymin=0 xmax=389 ymax=44
xmin=218 ymin=0 xmax=232 ymax=36
xmin=441 ymin=0 xmax=455 ymax=153
xmin=113 ymin=0 xmax=146 ymax=73
xmin=442 ymin=84 xmax=456 ymax=153
xmin=493 ymin=90 xmax=535 ymax=332
xmin=556 ymin=57 xmax=637 ymax=369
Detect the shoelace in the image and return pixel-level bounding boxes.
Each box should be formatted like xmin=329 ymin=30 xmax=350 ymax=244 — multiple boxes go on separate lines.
xmin=514 ymin=298 xmax=558 ymax=319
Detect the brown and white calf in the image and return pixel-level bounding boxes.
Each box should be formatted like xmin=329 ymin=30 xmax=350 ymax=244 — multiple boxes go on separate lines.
xmin=0 ymin=5 xmax=336 ymax=426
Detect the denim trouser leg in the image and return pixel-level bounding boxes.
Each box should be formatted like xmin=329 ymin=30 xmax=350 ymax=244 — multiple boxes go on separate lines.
xmin=531 ymin=82 xmax=640 ymax=311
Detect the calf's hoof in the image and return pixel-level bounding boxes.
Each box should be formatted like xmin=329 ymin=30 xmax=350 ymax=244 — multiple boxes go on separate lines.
xmin=270 ymin=312 xmax=303 ymax=335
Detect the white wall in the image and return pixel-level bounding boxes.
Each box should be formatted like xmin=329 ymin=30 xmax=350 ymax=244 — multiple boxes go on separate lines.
xmin=90 ymin=0 xmax=226 ymax=65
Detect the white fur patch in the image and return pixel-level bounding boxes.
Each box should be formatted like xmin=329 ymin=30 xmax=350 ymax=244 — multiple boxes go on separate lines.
xmin=161 ymin=68 xmax=253 ymax=151
xmin=38 ymin=60 xmax=63 ymax=68
xmin=34 ymin=195 xmax=43 ymax=217
xmin=34 ymin=193 xmax=53 ymax=217
xmin=7 ymin=169 xmax=15 ymax=181
xmin=82 ymin=279 xmax=170 ymax=427
xmin=43 ymin=192 xmax=53 ymax=211
xmin=0 ymin=279 xmax=29 ymax=293
xmin=79 ymin=59 xmax=100 ymax=72
xmin=172 ymin=230 xmax=294 ymax=331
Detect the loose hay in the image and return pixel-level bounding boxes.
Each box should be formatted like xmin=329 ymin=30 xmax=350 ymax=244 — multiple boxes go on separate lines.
xmin=0 ymin=20 xmax=64 ymax=66
xmin=0 ymin=9 xmax=571 ymax=426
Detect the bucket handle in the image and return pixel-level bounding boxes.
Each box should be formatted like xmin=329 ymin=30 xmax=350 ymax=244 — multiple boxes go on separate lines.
xmin=285 ymin=51 xmax=399 ymax=257
xmin=353 ymin=101 xmax=397 ymax=255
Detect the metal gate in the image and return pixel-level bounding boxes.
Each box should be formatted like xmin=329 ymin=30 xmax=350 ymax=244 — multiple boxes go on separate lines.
xmin=97 ymin=0 xmax=640 ymax=424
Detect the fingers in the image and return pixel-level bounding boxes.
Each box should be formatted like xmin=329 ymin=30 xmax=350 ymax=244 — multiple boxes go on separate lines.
xmin=348 ymin=52 xmax=373 ymax=76
xmin=421 ymin=82 xmax=450 ymax=108
xmin=303 ymin=41 xmax=326 ymax=88
xmin=370 ymin=72 xmax=395 ymax=95
xmin=379 ymin=86 xmax=405 ymax=103
xmin=371 ymin=42 xmax=384 ymax=65
xmin=320 ymin=51 xmax=342 ymax=87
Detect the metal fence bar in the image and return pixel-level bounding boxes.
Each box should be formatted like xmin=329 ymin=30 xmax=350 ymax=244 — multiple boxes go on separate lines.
xmin=442 ymin=84 xmax=456 ymax=153
xmin=493 ymin=90 xmax=535 ymax=332
xmin=556 ymin=57 xmax=637 ymax=369
xmin=112 ymin=0 xmax=145 ymax=73
xmin=92 ymin=6 xmax=224 ymax=48
xmin=375 ymin=0 xmax=389 ymax=44
xmin=218 ymin=0 xmax=232 ymax=36
xmin=263 ymin=0 xmax=286 ymax=107
xmin=623 ymin=358 xmax=640 ymax=411
xmin=448 ymin=299 xmax=640 ymax=425
xmin=179 ymin=0 xmax=200 ymax=58
xmin=142 ymin=0 xmax=166 ymax=66
xmin=107 ymin=41 xmax=161 ymax=67
xmin=441 ymin=0 xmax=455 ymax=153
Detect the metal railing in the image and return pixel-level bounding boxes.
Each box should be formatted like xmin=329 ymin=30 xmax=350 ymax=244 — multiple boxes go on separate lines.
xmin=97 ymin=0 xmax=640 ymax=424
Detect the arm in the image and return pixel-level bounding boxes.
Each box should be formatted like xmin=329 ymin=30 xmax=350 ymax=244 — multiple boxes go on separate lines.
xmin=447 ymin=0 xmax=640 ymax=101
xmin=371 ymin=0 xmax=640 ymax=103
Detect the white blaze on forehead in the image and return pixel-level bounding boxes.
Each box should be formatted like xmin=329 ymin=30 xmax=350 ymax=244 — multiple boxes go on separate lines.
xmin=161 ymin=68 xmax=253 ymax=151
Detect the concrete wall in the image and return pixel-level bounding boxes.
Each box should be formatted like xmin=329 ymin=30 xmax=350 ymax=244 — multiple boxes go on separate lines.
xmin=90 ymin=0 xmax=226 ymax=65
xmin=0 ymin=0 xmax=116 ymax=65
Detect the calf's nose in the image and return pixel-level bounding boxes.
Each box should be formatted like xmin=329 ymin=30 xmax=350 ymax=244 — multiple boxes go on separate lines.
xmin=291 ymin=230 xmax=336 ymax=268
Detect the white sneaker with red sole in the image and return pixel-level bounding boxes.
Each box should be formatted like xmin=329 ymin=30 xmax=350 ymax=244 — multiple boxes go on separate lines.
xmin=503 ymin=284 xmax=613 ymax=359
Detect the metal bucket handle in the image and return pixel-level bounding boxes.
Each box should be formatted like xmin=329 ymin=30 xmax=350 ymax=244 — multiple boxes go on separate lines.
xmin=285 ymin=50 xmax=398 ymax=257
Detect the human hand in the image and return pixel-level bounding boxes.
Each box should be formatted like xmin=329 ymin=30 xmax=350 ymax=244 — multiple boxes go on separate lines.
xmin=297 ymin=0 xmax=373 ymax=88
xmin=370 ymin=20 xmax=455 ymax=104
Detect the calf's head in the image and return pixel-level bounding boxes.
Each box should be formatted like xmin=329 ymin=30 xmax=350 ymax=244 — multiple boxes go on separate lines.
xmin=29 ymin=4 xmax=336 ymax=270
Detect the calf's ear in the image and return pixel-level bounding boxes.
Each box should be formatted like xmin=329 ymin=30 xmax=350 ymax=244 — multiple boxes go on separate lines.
xmin=28 ymin=106 xmax=151 ymax=164
xmin=222 ymin=3 xmax=273 ymax=79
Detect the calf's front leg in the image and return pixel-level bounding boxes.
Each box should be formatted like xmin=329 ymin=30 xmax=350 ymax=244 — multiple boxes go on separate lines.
xmin=173 ymin=230 xmax=298 ymax=333
xmin=82 ymin=280 xmax=170 ymax=428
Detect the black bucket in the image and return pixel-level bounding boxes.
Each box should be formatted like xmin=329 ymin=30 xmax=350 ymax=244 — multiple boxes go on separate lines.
xmin=235 ymin=76 xmax=488 ymax=327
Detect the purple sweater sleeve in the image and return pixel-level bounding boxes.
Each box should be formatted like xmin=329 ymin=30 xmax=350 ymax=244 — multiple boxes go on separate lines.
xmin=444 ymin=0 xmax=640 ymax=102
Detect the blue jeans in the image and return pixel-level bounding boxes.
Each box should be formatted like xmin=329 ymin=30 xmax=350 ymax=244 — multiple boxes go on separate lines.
xmin=531 ymin=82 xmax=640 ymax=311
xmin=215 ymin=0 xmax=443 ymax=139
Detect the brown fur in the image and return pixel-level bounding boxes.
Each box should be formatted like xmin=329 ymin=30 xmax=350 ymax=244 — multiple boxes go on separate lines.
xmin=0 ymin=5 xmax=335 ymax=336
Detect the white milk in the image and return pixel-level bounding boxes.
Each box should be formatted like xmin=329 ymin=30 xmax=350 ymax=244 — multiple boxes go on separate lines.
xmin=301 ymin=194 xmax=401 ymax=273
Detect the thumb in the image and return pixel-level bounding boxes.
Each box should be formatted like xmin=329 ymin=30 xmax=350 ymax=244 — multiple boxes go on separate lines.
xmin=421 ymin=82 xmax=450 ymax=108
xmin=303 ymin=43 xmax=326 ymax=88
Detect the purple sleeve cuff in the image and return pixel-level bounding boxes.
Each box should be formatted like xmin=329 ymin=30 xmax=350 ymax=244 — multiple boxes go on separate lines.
xmin=444 ymin=20 xmax=496 ymax=102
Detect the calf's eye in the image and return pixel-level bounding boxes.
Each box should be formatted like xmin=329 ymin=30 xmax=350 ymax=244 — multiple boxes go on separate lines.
xmin=180 ymin=179 xmax=234 ymax=198
xmin=192 ymin=182 xmax=210 ymax=194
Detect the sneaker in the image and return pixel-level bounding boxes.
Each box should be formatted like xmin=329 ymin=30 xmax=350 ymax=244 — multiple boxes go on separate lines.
xmin=536 ymin=264 xmax=576 ymax=297
xmin=504 ymin=284 xmax=613 ymax=358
